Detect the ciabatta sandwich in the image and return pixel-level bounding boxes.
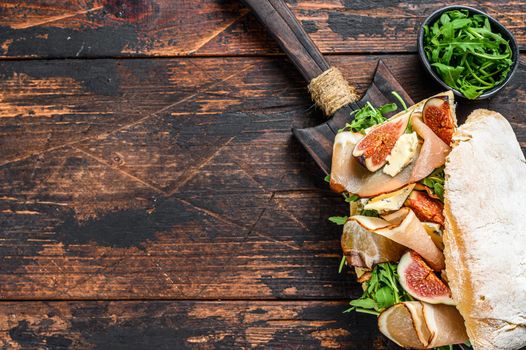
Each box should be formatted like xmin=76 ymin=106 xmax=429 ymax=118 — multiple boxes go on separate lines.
xmin=331 ymin=92 xmax=526 ymax=349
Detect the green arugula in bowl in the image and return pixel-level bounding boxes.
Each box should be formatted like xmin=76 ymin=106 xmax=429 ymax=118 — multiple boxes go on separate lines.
xmin=423 ymin=9 xmax=513 ymax=99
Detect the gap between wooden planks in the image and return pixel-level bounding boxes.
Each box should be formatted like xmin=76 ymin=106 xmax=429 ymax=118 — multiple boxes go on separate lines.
xmin=0 ymin=55 xmax=524 ymax=301
xmin=0 ymin=0 xmax=524 ymax=58
xmin=0 ymin=300 xmax=400 ymax=349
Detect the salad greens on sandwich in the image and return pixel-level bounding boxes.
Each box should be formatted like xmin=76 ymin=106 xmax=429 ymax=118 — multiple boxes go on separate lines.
xmin=344 ymin=262 xmax=413 ymax=316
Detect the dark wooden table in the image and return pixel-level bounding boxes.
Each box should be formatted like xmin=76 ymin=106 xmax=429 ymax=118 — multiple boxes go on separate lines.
xmin=0 ymin=1 xmax=524 ymax=348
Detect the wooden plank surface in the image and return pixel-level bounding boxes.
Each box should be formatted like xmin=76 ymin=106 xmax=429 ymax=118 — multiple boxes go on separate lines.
xmin=1 ymin=1 xmax=526 ymax=348
xmin=0 ymin=54 xmax=525 ymax=300
xmin=0 ymin=300 xmax=403 ymax=349
xmin=0 ymin=0 xmax=524 ymax=58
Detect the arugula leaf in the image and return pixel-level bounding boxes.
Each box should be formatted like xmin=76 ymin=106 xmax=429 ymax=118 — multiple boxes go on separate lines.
xmin=324 ymin=174 xmax=331 ymax=183
xmin=423 ymin=9 xmax=513 ymax=99
xmin=405 ymin=114 xmax=413 ymax=133
xmin=377 ymin=102 xmax=398 ymax=115
xmin=338 ymin=255 xmax=347 ymax=273
xmin=343 ymin=193 xmax=359 ymax=203
xmin=345 ymin=262 xmax=413 ymax=315
xmin=340 ymin=102 xmax=391 ymax=133
xmin=391 ymin=91 xmax=407 ymax=111
xmin=339 ymin=90 xmax=411 ymax=133
xmin=375 ymin=286 xmax=395 ymax=309
xmin=434 ymin=346 xmax=453 ymax=350
xmin=328 ymin=216 xmax=348 ymax=225
xmin=420 ymin=166 xmax=445 ymax=202
xmin=349 ymin=298 xmax=376 ymax=309
xmin=360 ymin=209 xmax=380 ymax=217
xmin=432 ymin=63 xmax=465 ymax=89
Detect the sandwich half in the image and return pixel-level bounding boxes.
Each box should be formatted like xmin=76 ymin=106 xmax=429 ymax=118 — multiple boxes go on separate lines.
xmin=331 ymin=93 xmax=526 ymax=349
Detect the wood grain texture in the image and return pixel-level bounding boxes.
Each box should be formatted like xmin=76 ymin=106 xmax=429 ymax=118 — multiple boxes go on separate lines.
xmin=0 ymin=300 xmax=403 ymax=349
xmin=0 ymin=0 xmax=524 ymax=58
xmin=0 ymin=54 xmax=525 ymax=300
xmin=1 ymin=2 xmax=525 ymax=348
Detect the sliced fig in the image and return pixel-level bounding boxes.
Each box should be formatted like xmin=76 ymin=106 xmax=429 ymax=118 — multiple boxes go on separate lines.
xmin=405 ymin=190 xmax=445 ymax=226
xmin=352 ymin=114 xmax=409 ymax=172
xmin=422 ymin=95 xmax=456 ymax=145
xmin=397 ymin=251 xmax=454 ymax=305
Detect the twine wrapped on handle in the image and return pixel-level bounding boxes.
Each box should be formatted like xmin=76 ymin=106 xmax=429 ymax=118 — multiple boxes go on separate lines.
xmin=308 ymin=67 xmax=358 ymax=116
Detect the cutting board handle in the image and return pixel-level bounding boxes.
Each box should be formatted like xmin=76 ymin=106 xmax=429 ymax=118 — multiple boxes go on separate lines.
xmin=243 ymin=0 xmax=330 ymax=82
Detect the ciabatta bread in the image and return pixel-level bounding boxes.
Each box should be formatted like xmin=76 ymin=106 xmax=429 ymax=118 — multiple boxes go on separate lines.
xmin=444 ymin=109 xmax=526 ymax=350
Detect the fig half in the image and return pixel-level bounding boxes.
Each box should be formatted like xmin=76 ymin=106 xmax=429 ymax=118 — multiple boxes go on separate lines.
xmin=352 ymin=114 xmax=409 ymax=172
xmin=404 ymin=190 xmax=445 ymax=226
xmin=397 ymin=251 xmax=454 ymax=305
xmin=422 ymin=95 xmax=456 ymax=145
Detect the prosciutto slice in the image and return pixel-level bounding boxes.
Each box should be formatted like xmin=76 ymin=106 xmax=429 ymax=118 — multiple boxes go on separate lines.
xmin=330 ymin=112 xmax=451 ymax=197
xmin=341 ymin=220 xmax=406 ymax=269
xmin=410 ymin=115 xmax=450 ymax=182
xmin=378 ymin=301 xmax=468 ymax=349
xmin=351 ymin=208 xmax=445 ymax=271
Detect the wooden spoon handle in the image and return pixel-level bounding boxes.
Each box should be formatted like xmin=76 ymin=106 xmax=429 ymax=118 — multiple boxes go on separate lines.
xmin=243 ymin=0 xmax=330 ymax=82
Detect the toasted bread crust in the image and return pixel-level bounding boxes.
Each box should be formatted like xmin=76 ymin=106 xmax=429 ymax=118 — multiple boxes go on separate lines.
xmin=444 ymin=109 xmax=526 ymax=349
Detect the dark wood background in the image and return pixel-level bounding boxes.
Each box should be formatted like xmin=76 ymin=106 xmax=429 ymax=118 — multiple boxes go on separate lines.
xmin=0 ymin=1 xmax=524 ymax=349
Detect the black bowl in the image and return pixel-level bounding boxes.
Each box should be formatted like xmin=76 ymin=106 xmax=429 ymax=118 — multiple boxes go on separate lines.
xmin=417 ymin=5 xmax=519 ymax=100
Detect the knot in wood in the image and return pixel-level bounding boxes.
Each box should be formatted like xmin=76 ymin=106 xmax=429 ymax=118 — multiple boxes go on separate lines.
xmin=308 ymin=67 xmax=357 ymax=116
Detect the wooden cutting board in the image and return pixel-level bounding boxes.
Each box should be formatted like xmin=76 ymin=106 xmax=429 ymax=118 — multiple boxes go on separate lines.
xmin=244 ymin=0 xmax=414 ymax=174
